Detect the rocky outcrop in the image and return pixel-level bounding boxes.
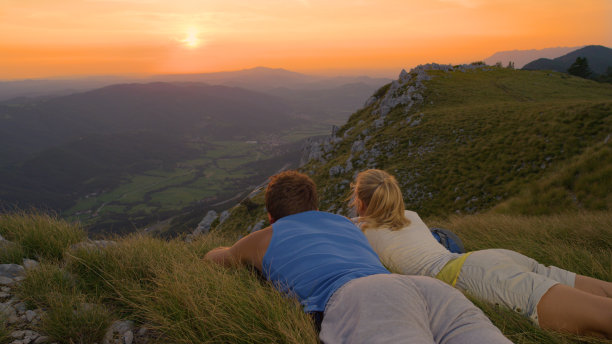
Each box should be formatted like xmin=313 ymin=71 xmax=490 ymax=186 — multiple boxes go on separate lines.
xmin=300 ymin=126 xmax=343 ymax=166
xmin=193 ymin=210 xmax=218 ymax=236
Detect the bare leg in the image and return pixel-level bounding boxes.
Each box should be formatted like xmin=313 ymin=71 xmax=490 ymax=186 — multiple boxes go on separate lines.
xmin=537 ymin=284 xmax=612 ymax=339
xmin=574 ymin=274 xmax=612 ymax=298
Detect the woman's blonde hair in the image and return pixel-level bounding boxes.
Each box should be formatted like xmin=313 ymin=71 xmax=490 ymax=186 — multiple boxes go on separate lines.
xmin=350 ymin=169 xmax=410 ymax=231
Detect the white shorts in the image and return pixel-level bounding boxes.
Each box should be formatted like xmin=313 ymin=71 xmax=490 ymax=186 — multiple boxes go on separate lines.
xmin=320 ymin=274 xmax=511 ymax=344
xmin=456 ymin=249 xmax=576 ymax=325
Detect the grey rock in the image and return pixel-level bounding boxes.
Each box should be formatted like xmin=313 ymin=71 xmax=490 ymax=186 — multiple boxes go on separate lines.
xmin=351 ymin=140 xmax=365 ymax=153
xmin=329 ymin=165 xmax=344 ymax=177
xmin=25 ymin=310 xmax=36 ymax=322
xmin=345 ymin=159 xmax=353 ymax=173
xmin=14 ymin=302 xmax=26 ymax=313
xmin=0 ymin=276 xmax=14 ymax=286
xmin=0 ymin=264 xmax=25 ymax=279
xmin=399 ymin=69 xmax=410 ymax=83
xmin=194 ymin=210 xmax=218 ymax=235
xmin=123 ymin=331 xmax=134 ymax=344
xmin=218 ymin=211 xmax=230 ymax=225
xmin=364 ymin=96 xmax=377 ymax=107
xmin=11 ymin=330 xmax=25 ymax=339
xmin=343 ymin=127 xmax=353 ymax=138
xmin=248 ymin=220 xmax=265 ymax=233
xmin=103 ymin=320 xmax=135 ymax=344
xmin=22 ymin=259 xmax=39 ymax=270
xmin=331 ymin=125 xmax=340 ymax=138
xmin=34 ymin=337 xmax=49 ymax=344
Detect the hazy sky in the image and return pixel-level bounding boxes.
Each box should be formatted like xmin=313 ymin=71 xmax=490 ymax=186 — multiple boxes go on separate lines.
xmin=1 ymin=0 xmax=611 ymax=79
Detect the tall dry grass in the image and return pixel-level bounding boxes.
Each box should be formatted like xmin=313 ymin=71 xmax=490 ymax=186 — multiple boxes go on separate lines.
xmin=428 ymin=211 xmax=612 ymax=281
xmin=0 ymin=212 xmax=86 ymax=262
xmin=7 ymin=212 xmax=611 ymax=343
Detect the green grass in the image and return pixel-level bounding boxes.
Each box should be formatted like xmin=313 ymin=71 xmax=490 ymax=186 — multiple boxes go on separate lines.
xmin=0 ymin=212 xmax=86 ymax=262
xmin=16 ymin=262 xmax=78 ymax=309
xmin=39 ymin=294 xmax=113 ymax=344
xmin=0 ymin=241 xmax=26 ymax=264
xmin=6 ymin=211 xmax=610 ymax=343
xmin=494 ymin=141 xmax=612 ymax=215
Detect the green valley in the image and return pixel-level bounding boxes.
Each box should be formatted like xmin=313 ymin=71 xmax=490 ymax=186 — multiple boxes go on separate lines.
xmin=64 ymin=123 xmax=331 ymax=236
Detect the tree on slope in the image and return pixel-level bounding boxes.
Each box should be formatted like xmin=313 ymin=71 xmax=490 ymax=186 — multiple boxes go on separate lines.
xmin=567 ymin=57 xmax=593 ymax=79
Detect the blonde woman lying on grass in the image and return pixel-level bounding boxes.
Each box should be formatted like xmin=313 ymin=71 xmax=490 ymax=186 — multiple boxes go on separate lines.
xmin=350 ymin=169 xmax=612 ymax=339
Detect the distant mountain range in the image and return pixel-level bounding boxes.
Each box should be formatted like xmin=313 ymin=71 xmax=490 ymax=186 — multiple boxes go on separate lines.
xmin=484 ymin=46 xmax=583 ymax=68
xmin=0 ymin=67 xmax=391 ymax=102
xmin=0 ymin=82 xmax=297 ymax=165
xmin=522 ymin=45 xmax=612 ymax=75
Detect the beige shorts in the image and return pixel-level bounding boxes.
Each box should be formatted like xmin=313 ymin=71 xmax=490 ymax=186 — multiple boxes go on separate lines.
xmin=455 ymin=249 xmax=576 ymax=325
xmin=320 ymin=274 xmax=511 ymax=344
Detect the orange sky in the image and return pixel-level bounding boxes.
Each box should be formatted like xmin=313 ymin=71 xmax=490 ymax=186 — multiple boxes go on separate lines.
xmin=1 ymin=0 xmax=611 ymax=80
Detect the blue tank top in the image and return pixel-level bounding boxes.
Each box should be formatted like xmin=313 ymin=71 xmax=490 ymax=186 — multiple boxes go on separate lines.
xmin=262 ymin=211 xmax=389 ymax=312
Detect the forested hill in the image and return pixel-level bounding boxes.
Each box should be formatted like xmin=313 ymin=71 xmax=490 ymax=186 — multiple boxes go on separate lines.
xmin=522 ymin=45 xmax=612 ymax=75
xmin=213 ymin=63 xmax=612 ymax=235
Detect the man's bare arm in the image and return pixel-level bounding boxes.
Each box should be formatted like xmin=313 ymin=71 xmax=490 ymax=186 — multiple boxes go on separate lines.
xmin=204 ymin=226 xmax=272 ymax=271
xmin=204 ymin=247 xmax=236 ymax=267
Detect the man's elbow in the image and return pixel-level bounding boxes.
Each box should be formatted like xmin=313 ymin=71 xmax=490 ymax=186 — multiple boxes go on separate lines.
xmin=204 ymin=247 xmax=237 ymax=267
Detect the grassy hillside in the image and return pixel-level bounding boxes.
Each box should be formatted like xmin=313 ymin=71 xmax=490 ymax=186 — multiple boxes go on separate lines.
xmin=306 ymin=66 xmax=612 ymax=217
xmin=1 ymin=211 xmax=610 ymax=343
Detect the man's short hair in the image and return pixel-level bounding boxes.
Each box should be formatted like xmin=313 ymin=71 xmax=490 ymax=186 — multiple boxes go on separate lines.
xmin=265 ymin=170 xmax=318 ymax=221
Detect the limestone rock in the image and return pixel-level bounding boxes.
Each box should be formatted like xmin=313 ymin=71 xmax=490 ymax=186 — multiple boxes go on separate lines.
xmin=247 ymin=220 xmax=265 ymax=233
xmin=0 ymin=264 xmax=25 ymax=279
xmin=193 ymin=210 xmax=218 ymax=236
xmin=22 ymin=259 xmax=39 ymax=271
xmin=103 ymin=320 xmax=135 ymax=344
xmin=218 ymin=210 xmax=230 ymax=225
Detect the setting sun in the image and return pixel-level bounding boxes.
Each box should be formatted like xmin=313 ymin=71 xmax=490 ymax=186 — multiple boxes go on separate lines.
xmin=180 ymin=28 xmax=201 ymax=49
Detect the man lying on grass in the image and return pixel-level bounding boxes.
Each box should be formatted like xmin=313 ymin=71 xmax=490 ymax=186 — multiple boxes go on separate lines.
xmin=205 ymin=170 xmax=512 ymax=344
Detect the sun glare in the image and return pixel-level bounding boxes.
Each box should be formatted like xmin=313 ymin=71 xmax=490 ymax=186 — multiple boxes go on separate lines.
xmin=180 ymin=28 xmax=201 ymax=49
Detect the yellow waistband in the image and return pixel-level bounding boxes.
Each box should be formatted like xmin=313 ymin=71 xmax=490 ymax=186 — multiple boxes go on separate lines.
xmin=435 ymin=252 xmax=472 ymax=287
